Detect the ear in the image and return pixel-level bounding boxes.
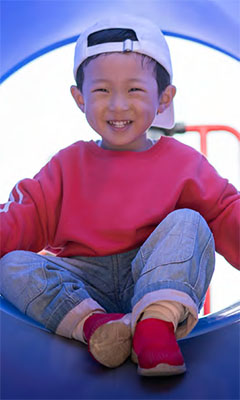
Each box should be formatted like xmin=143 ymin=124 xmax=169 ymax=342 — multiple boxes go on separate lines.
xmin=157 ymin=85 xmax=176 ymax=114
xmin=70 ymin=85 xmax=85 ymax=113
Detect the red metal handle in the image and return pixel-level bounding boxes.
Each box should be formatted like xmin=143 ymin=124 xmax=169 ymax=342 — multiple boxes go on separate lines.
xmin=185 ymin=125 xmax=240 ymax=157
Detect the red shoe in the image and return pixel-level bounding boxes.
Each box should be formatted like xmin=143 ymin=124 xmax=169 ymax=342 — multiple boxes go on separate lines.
xmin=132 ymin=318 xmax=186 ymax=376
xmin=83 ymin=313 xmax=131 ymax=368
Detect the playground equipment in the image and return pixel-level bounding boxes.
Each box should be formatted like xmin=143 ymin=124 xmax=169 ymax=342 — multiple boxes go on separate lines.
xmin=1 ymin=1 xmax=239 ymax=398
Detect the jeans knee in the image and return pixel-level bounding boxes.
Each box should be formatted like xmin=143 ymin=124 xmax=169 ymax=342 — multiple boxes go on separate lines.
xmin=0 ymin=250 xmax=47 ymax=313
xmin=167 ymin=208 xmax=200 ymax=223
xmin=1 ymin=250 xmax=37 ymax=280
xmin=168 ymin=209 xmax=212 ymax=237
xmin=0 ymin=251 xmax=23 ymax=280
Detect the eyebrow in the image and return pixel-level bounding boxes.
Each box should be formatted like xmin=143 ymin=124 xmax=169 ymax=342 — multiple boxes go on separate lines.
xmin=127 ymin=78 xmax=148 ymax=83
xmin=91 ymin=78 xmax=148 ymax=84
xmin=91 ymin=79 xmax=109 ymax=84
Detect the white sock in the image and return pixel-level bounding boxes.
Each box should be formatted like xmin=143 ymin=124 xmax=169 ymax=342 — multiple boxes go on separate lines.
xmin=141 ymin=300 xmax=188 ymax=332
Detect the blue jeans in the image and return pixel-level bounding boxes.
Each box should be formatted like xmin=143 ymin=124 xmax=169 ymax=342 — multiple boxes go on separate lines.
xmin=0 ymin=209 xmax=215 ymax=338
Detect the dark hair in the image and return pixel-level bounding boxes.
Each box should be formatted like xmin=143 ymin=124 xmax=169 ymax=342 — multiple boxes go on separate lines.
xmin=76 ymin=28 xmax=170 ymax=97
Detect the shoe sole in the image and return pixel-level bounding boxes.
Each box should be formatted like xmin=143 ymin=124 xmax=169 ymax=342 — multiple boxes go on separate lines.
xmin=89 ymin=317 xmax=132 ymax=368
xmin=132 ymin=349 xmax=186 ymax=376
xmin=138 ymin=363 xmax=186 ymax=376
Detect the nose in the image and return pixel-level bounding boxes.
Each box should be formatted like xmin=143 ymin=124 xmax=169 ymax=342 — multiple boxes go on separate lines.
xmin=108 ymin=92 xmax=130 ymax=112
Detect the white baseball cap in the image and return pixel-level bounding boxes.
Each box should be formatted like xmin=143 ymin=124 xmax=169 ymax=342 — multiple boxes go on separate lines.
xmin=73 ymin=15 xmax=174 ymax=128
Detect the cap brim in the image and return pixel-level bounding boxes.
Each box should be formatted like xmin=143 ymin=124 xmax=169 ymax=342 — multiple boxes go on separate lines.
xmin=151 ymin=102 xmax=174 ymax=129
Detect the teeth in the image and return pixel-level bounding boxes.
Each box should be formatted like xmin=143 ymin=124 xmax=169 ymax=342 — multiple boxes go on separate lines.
xmin=108 ymin=120 xmax=131 ymax=127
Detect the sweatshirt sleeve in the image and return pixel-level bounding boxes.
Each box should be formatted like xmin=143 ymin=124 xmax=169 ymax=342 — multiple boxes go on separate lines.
xmin=0 ymin=155 xmax=63 ymax=257
xmin=177 ymin=154 xmax=240 ymax=270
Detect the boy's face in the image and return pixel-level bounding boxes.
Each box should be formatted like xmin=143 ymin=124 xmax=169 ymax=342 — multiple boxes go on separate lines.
xmin=71 ymin=52 xmax=175 ymax=151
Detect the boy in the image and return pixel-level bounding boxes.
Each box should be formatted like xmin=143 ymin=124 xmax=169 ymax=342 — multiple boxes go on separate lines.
xmin=0 ymin=15 xmax=239 ymax=376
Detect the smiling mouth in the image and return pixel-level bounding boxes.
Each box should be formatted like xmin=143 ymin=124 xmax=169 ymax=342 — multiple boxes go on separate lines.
xmin=107 ymin=120 xmax=132 ymax=128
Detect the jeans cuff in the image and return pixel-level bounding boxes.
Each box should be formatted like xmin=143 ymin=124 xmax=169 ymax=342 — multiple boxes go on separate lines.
xmin=55 ymin=298 xmax=105 ymax=338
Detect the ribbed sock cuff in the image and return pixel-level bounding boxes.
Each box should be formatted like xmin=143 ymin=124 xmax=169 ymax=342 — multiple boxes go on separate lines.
xmin=141 ymin=300 xmax=187 ymax=332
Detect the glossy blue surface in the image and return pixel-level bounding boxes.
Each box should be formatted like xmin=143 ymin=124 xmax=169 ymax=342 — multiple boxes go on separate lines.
xmin=185 ymin=301 xmax=240 ymax=339
xmin=1 ymin=0 xmax=239 ymax=82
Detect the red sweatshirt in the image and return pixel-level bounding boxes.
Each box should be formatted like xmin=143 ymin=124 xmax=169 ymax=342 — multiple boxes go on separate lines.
xmin=1 ymin=137 xmax=239 ymax=269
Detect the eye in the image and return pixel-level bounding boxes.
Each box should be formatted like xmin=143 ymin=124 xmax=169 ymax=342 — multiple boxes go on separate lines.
xmin=93 ymin=88 xmax=108 ymax=93
xmin=129 ymin=88 xmax=143 ymax=92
